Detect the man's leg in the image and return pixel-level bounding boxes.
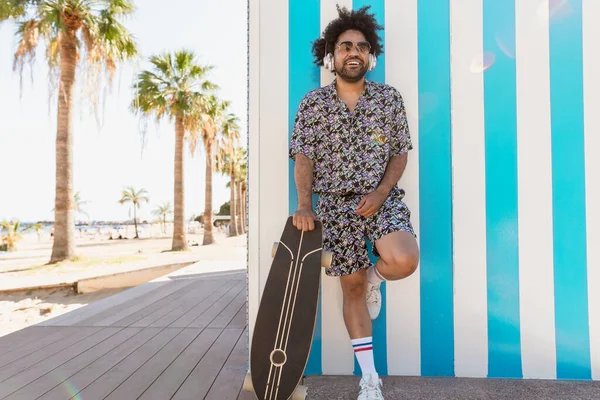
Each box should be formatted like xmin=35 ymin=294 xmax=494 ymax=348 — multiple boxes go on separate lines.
xmin=340 ymin=270 xmax=385 ymax=398
xmin=364 ymin=231 xmax=419 ymax=320
xmin=363 ymin=188 xmax=420 ymax=319
xmin=340 ymin=269 xmax=372 ymax=338
xmin=340 ymin=270 xmax=376 ymax=376
xmin=371 ymin=230 xmax=419 ymax=281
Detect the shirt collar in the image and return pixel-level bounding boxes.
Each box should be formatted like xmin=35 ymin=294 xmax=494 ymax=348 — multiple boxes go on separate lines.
xmin=326 ymin=78 xmax=373 ymax=101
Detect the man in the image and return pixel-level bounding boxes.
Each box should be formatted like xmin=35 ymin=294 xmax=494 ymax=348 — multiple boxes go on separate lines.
xmin=288 ymin=5 xmax=420 ymax=400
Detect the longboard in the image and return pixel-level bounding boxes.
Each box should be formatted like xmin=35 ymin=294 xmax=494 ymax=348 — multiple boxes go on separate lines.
xmin=243 ymin=216 xmax=332 ymax=400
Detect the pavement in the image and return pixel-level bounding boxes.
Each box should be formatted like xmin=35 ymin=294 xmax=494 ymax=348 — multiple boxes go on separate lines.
xmin=305 ymin=375 xmax=600 ymax=399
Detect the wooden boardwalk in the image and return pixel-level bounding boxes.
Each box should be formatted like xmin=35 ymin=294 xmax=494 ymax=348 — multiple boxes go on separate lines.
xmin=0 ymin=269 xmax=256 ymax=400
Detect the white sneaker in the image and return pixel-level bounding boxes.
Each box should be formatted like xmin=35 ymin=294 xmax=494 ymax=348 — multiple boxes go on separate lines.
xmin=366 ymin=282 xmax=382 ymax=320
xmin=357 ymin=373 xmax=384 ymax=400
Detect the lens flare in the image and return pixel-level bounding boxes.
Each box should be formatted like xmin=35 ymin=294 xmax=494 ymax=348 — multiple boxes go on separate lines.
xmin=550 ymin=0 xmax=574 ymax=20
xmin=494 ymin=30 xmax=515 ymax=59
xmin=537 ymin=0 xmax=574 ymax=24
xmin=470 ymin=52 xmax=496 ymax=73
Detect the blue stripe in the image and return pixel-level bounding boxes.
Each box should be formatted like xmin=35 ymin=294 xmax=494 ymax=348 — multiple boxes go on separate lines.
xmin=352 ymin=0 xmax=388 ymax=378
xmin=482 ymin=0 xmax=522 ymax=379
xmin=548 ymin=0 xmax=591 ymax=380
xmin=353 ymin=342 xmax=373 ymax=347
xmin=289 ymin=0 xmax=321 ymax=376
xmin=417 ymin=0 xmax=454 ymax=377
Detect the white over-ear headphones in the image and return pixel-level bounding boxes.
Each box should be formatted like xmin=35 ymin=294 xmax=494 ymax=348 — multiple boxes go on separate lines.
xmin=322 ymin=51 xmax=377 ymax=72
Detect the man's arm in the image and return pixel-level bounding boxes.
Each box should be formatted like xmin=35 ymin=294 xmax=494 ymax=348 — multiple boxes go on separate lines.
xmin=356 ymin=153 xmax=408 ymax=217
xmin=294 ymin=154 xmax=314 ymax=208
xmin=376 ymin=152 xmax=408 ymax=196
xmin=293 ymin=154 xmax=316 ymax=230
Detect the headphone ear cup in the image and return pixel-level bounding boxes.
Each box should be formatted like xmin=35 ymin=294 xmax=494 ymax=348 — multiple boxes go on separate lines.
xmin=323 ymin=53 xmax=333 ymax=71
xmin=368 ymin=54 xmax=377 ymax=71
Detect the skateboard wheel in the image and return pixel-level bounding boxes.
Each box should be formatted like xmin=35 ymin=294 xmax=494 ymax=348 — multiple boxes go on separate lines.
xmin=242 ymin=371 xmax=254 ymax=392
xmin=272 ymin=241 xmax=279 ymax=258
xmin=291 ymin=384 xmax=308 ymax=400
xmin=321 ymin=250 xmax=333 ymax=269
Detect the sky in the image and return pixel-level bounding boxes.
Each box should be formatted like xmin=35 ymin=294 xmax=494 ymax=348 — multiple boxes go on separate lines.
xmin=0 ymin=0 xmax=247 ymax=224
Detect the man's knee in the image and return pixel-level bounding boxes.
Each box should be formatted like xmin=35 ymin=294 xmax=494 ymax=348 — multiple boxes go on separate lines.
xmin=382 ymin=250 xmax=419 ymax=279
xmin=340 ymin=272 xmax=367 ymax=300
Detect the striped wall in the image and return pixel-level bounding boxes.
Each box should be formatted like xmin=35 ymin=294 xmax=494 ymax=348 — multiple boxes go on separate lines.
xmin=248 ymin=0 xmax=600 ymax=380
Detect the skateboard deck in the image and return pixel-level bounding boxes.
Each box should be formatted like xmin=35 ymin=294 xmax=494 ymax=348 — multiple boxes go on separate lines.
xmin=244 ymin=216 xmax=331 ymax=400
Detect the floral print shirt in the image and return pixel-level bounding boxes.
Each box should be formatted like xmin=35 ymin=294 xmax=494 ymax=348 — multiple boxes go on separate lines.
xmin=289 ymin=79 xmax=413 ymax=196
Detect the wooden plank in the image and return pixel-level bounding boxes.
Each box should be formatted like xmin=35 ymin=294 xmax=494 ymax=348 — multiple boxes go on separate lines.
xmin=209 ymin=289 xmax=247 ymax=329
xmin=187 ymin=282 xmax=246 ymax=328
xmin=237 ymin=387 xmax=258 ymax=400
xmin=205 ymin=327 xmax=249 ymax=400
xmin=74 ymin=327 xmax=182 ymax=399
xmin=0 ymin=327 xmax=120 ymax=398
xmin=4 ymin=327 xmax=141 ymax=400
xmin=0 ymin=326 xmax=53 ymax=356
xmin=103 ymin=327 xmax=204 ymax=399
xmin=169 ymin=280 xmax=238 ymax=328
xmin=137 ymin=328 xmax=222 ymax=399
xmin=37 ymin=327 xmax=162 ymax=400
xmin=40 ymin=280 xmax=172 ymax=327
xmin=0 ymin=327 xmax=79 ymax=369
xmin=73 ymin=278 xmax=194 ymax=327
xmin=227 ymin=301 xmax=247 ymax=329
xmin=146 ymin=281 xmax=230 ymax=328
xmin=0 ymin=326 xmax=100 ymax=383
xmin=171 ymin=328 xmax=244 ymax=400
xmin=104 ymin=278 xmax=203 ymax=327
xmin=130 ymin=279 xmax=224 ymax=328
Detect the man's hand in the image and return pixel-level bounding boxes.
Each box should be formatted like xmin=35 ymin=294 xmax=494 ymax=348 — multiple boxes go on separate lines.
xmin=356 ymin=190 xmax=387 ymax=218
xmin=293 ymin=208 xmax=317 ymax=231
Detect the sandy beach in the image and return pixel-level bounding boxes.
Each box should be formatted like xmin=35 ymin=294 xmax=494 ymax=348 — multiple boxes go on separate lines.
xmin=0 ymin=226 xmax=247 ymax=338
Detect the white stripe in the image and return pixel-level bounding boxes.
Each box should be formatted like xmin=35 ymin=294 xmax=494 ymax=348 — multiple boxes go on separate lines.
xmin=450 ymin=0 xmax=488 ymax=378
xmin=516 ymin=0 xmax=557 ymax=379
xmin=250 ymin=0 xmax=290 ymax=338
xmin=320 ymin=0 xmax=355 ymax=376
xmin=247 ymin=0 xmax=261 ymax=341
xmin=582 ymin=0 xmax=600 ymax=381
xmin=384 ymin=0 xmax=421 ymax=376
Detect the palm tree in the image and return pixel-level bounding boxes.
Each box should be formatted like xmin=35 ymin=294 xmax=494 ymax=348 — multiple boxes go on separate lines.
xmin=54 ymin=191 xmax=89 ymax=219
xmin=216 ymin=112 xmax=241 ymax=236
xmin=118 ymin=186 xmax=149 ymax=239
xmin=132 ymin=50 xmax=217 ymax=251
xmin=189 ymin=95 xmax=228 ymax=245
xmin=1 ymin=220 xmax=23 ymax=251
xmin=1 ymin=0 xmax=137 ymax=263
xmin=152 ymin=201 xmax=173 ymax=234
xmin=73 ymin=191 xmax=89 ymax=220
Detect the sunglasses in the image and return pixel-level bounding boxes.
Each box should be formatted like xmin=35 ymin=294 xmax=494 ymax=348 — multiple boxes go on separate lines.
xmin=335 ymin=40 xmax=371 ymax=55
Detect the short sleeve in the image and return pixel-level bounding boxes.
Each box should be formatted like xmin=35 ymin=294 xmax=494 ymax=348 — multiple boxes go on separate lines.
xmin=390 ymin=91 xmax=413 ymax=157
xmin=289 ymin=96 xmax=318 ymax=161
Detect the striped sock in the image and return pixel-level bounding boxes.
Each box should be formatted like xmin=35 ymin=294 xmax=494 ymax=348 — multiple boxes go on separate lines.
xmin=351 ymin=336 xmax=376 ymax=375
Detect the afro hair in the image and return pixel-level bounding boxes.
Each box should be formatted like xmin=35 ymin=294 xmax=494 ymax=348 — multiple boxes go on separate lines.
xmin=311 ymin=5 xmax=384 ymax=67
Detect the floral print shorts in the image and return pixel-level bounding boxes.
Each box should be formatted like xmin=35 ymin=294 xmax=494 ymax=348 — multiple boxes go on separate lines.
xmin=315 ymin=187 xmax=415 ymax=277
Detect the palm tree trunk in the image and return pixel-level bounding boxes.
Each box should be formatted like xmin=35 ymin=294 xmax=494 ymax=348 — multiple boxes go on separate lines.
xmin=229 ymin=170 xmax=238 ymax=237
xmin=50 ymin=30 xmax=77 ymax=263
xmin=133 ymin=206 xmax=139 ymax=238
xmin=242 ymin=182 xmax=248 ymax=232
xmin=203 ymin=141 xmax=215 ymax=245
xmin=242 ymin=184 xmax=247 ymax=233
xmin=172 ymin=115 xmax=189 ymax=251
xmin=236 ymin=181 xmax=243 ymax=234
